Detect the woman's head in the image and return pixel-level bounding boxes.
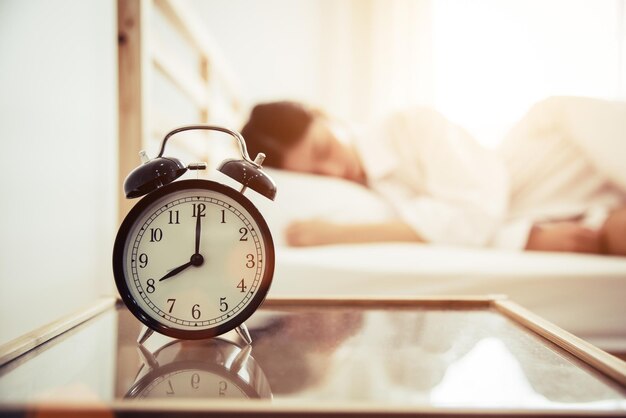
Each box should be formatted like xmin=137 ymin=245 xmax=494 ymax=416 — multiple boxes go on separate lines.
xmin=241 ymin=101 xmax=365 ymax=183
xmin=241 ymin=101 xmax=313 ymax=168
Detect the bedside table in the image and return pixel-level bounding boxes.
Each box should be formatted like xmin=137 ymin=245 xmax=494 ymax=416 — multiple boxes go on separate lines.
xmin=0 ymin=296 xmax=625 ymax=416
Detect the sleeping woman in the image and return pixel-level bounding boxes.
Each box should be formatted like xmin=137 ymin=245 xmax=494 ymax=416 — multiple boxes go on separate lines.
xmin=240 ymin=97 xmax=626 ymax=256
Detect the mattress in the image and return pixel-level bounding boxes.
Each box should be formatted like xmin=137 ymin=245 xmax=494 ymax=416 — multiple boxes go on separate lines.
xmin=268 ymin=243 xmax=626 ymax=351
xmin=234 ymin=168 xmax=626 ymax=351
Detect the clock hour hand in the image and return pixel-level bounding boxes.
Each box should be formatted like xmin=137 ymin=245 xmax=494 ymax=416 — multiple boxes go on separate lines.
xmin=159 ymin=252 xmax=205 ymax=282
xmin=158 ymin=260 xmax=193 ymax=282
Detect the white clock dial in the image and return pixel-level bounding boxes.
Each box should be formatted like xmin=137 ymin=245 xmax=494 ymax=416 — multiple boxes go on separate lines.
xmin=114 ymin=180 xmax=274 ymax=339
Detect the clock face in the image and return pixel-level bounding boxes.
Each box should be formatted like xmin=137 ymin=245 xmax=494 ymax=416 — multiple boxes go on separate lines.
xmin=113 ymin=180 xmax=274 ymax=339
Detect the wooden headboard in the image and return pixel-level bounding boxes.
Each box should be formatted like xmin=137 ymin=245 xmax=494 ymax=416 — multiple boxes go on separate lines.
xmin=117 ymin=0 xmax=244 ymax=219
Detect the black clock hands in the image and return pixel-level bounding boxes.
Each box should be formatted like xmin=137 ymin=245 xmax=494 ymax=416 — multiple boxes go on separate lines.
xmin=159 ymin=260 xmax=193 ymax=282
xmin=159 ymin=251 xmax=205 ymax=282
xmin=160 ymin=208 xmax=206 ymax=283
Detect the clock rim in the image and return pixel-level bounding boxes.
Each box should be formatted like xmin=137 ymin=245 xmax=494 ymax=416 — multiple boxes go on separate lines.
xmin=113 ymin=179 xmax=275 ymax=340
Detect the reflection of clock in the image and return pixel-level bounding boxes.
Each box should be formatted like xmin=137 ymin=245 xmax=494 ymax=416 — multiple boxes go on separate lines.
xmin=126 ymin=338 xmax=272 ymax=400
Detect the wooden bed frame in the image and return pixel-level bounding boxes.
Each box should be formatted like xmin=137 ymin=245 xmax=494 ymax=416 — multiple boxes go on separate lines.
xmin=117 ymin=0 xmax=244 ymax=220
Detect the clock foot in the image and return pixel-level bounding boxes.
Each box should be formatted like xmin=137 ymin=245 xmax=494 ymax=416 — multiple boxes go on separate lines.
xmin=137 ymin=326 xmax=154 ymax=345
xmin=236 ymin=323 xmax=252 ymax=345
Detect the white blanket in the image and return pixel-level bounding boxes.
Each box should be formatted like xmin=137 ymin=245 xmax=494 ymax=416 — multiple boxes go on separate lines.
xmin=229 ymin=161 xmax=626 ymax=352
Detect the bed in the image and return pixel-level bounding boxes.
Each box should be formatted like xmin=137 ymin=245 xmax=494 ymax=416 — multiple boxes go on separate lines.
xmin=241 ymin=169 xmax=626 ymax=353
xmin=117 ymin=0 xmax=626 ymax=354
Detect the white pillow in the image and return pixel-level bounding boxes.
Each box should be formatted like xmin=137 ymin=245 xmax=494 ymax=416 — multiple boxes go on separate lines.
xmin=242 ymin=169 xmax=395 ymax=246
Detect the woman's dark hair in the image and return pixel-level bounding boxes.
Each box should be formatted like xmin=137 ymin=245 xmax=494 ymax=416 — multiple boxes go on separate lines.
xmin=241 ymin=101 xmax=314 ymax=168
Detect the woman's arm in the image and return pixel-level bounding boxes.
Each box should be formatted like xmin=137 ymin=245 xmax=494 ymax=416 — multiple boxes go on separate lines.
xmin=369 ymin=108 xmax=508 ymax=247
xmin=525 ymin=221 xmax=601 ymax=254
xmin=285 ymin=219 xmax=423 ymax=247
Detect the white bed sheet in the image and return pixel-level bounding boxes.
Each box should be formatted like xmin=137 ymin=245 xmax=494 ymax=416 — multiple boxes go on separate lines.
xmin=268 ymin=243 xmax=626 ymax=351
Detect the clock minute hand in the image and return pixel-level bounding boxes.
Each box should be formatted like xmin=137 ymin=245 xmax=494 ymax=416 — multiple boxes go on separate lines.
xmin=159 ymin=260 xmax=193 ymax=282
xmin=195 ymin=211 xmax=202 ymax=255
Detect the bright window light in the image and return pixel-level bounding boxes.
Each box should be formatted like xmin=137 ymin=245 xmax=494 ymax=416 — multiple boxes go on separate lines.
xmin=432 ymin=0 xmax=624 ymax=147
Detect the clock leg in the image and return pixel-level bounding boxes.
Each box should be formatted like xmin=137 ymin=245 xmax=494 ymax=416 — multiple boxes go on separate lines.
xmin=137 ymin=326 xmax=154 ymax=345
xmin=236 ymin=323 xmax=252 ymax=345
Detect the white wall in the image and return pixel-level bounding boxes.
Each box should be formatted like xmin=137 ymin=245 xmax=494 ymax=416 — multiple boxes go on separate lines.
xmin=189 ymin=0 xmax=433 ymax=123
xmin=0 ymin=0 xmax=118 ymax=346
xmin=190 ymin=0 xmax=324 ymax=108
xmin=190 ymin=0 xmax=625 ymax=146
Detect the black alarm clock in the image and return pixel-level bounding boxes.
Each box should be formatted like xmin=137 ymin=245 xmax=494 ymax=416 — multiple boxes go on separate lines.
xmin=113 ymin=125 xmax=276 ymax=344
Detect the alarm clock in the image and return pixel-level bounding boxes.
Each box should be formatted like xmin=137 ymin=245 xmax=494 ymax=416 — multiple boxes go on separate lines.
xmin=113 ymin=125 xmax=276 ymax=344
xmin=126 ymin=338 xmax=271 ymax=400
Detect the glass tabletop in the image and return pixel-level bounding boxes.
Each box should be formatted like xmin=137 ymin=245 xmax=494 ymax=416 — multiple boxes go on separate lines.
xmin=0 ymin=299 xmax=625 ymax=415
